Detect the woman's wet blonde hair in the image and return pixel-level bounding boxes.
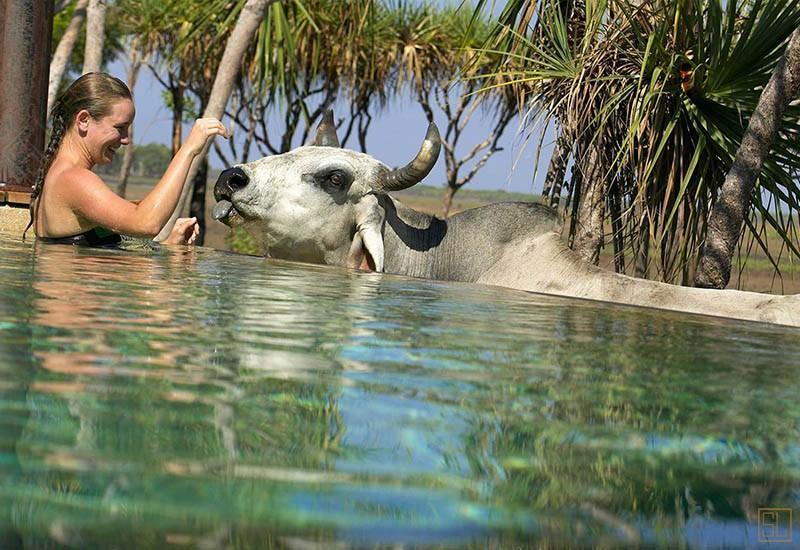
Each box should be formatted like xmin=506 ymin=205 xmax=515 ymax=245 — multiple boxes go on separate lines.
xmin=24 ymin=72 xmax=132 ymax=239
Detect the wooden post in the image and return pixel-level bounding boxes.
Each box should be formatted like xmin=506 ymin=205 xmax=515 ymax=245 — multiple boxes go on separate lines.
xmin=0 ymin=0 xmax=54 ymax=208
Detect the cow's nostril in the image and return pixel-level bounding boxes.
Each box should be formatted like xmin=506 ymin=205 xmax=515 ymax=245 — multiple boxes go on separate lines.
xmin=228 ymin=170 xmax=249 ymax=189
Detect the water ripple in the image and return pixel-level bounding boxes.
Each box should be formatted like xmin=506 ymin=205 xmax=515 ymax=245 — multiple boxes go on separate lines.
xmin=0 ymin=233 xmax=798 ymax=546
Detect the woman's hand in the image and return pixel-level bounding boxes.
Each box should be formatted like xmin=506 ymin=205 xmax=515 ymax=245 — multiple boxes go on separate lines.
xmin=182 ymin=118 xmax=230 ymax=157
xmin=163 ymin=217 xmax=200 ymax=245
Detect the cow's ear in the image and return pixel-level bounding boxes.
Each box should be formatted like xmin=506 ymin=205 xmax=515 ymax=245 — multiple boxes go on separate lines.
xmin=346 ymin=194 xmax=384 ymax=272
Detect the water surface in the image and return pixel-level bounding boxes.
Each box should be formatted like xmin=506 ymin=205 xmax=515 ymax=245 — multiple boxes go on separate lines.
xmin=0 ymin=234 xmax=798 ymax=548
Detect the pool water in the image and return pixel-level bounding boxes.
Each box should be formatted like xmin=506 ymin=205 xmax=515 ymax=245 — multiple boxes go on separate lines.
xmin=0 ymin=234 xmax=798 ymax=547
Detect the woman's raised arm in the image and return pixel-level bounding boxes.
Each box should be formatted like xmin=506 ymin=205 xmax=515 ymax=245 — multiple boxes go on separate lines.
xmin=63 ymin=118 xmax=229 ymax=237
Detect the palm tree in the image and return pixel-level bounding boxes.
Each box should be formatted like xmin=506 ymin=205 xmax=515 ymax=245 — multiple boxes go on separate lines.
xmin=164 ymin=0 xmax=388 ymax=238
xmin=474 ymin=0 xmax=800 ymax=285
xmin=156 ymin=0 xmax=282 ymax=241
xmin=697 ymin=27 xmax=800 ymax=288
xmin=392 ymin=2 xmax=515 ymax=217
xmin=114 ymin=0 xmax=281 ymax=240
xmin=230 ymin=0 xmax=385 ymax=155
xmin=119 ymin=0 xmax=244 ymax=243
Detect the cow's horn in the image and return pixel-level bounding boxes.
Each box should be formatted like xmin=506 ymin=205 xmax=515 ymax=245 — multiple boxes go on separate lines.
xmin=311 ymin=110 xmax=340 ymax=147
xmin=375 ymin=122 xmax=441 ymax=192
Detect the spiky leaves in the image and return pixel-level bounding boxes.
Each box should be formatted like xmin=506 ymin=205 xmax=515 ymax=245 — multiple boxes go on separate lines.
xmin=697 ymin=27 xmax=800 ymax=289
xmin=476 ymin=0 xmax=800 ymax=285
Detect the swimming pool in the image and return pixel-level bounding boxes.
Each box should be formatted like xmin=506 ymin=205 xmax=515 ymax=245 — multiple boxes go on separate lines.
xmin=1 ymin=234 xmax=798 ymax=547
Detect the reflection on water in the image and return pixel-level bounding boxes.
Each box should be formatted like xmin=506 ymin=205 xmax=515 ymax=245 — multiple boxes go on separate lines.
xmin=0 ymin=234 xmax=798 ymax=547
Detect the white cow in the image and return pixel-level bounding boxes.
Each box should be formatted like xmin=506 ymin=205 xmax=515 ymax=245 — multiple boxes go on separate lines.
xmin=213 ymin=112 xmax=799 ymax=327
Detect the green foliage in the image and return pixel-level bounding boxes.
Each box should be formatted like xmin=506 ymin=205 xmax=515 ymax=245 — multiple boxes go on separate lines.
xmin=115 ymin=0 xmax=235 ymax=102
xmin=226 ymin=225 xmax=262 ymax=256
xmin=160 ymin=89 xmax=199 ymax=122
xmin=475 ymin=0 xmax=800 ymax=284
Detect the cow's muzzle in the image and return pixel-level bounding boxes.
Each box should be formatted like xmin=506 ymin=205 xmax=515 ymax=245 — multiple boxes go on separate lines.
xmin=213 ymin=167 xmax=250 ymax=224
xmin=214 ymin=167 xmax=250 ymax=201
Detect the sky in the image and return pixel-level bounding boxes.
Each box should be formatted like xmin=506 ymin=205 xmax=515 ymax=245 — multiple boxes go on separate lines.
xmin=104 ymin=1 xmax=554 ymax=195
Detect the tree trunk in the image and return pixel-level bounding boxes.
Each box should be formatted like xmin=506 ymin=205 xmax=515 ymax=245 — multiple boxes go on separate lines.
xmin=117 ymin=46 xmax=141 ymax=198
xmin=542 ymin=128 xmax=572 ymax=209
xmin=566 ymin=160 xmax=583 ymax=246
xmin=695 ymin=27 xmax=800 ymax=289
xmin=609 ymin=179 xmax=625 ymax=273
xmin=189 ymin=157 xmax=208 ymax=245
xmin=48 ymin=0 xmax=88 ymax=115
xmin=573 ymin=138 xmax=608 ymax=265
xmin=442 ymin=186 xmax=456 ymax=218
xmin=82 ymin=0 xmax=106 ymax=74
xmin=634 ymin=215 xmax=650 ymax=278
xmin=170 ymin=79 xmax=185 ymax=156
xmin=54 ymin=0 xmax=73 ymax=14
xmin=157 ymin=0 xmax=275 ymax=241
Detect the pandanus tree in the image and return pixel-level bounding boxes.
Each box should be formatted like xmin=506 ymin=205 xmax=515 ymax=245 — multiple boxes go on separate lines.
xmin=137 ymin=0 xmax=282 ymax=241
xmin=391 ymin=1 xmax=516 ymax=217
xmin=115 ymin=0 xmax=285 ymax=241
xmin=696 ymin=27 xmax=800 ymax=288
xmin=218 ymin=0 xmax=391 ymax=162
xmin=474 ymin=0 xmax=800 ymax=286
xmin=117 ymin=0 xmax=229 ymax=235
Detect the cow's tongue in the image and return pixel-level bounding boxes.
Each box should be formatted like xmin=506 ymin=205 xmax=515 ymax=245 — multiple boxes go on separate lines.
xmin=212 ymin=200 xmax=234 ymax=220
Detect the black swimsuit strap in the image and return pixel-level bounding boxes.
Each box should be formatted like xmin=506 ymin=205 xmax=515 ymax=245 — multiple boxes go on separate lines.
xmin=39 ymin=227 xmax=122 ymax=247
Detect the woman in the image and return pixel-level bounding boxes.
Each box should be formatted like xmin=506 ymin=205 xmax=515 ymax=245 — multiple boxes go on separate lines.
xmin=27 ymin=72 xmax=229 ymax=246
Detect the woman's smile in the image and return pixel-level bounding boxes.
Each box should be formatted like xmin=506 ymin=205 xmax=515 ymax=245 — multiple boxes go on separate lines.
xmin=91 ymin=99 xmax=134 ymax=164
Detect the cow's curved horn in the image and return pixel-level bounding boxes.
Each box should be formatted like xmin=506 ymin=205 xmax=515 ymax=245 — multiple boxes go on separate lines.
xmin=311 ymin=110 xmax=340 ymax=147
xmin=375 ymin=122 xmax=441 ymax=192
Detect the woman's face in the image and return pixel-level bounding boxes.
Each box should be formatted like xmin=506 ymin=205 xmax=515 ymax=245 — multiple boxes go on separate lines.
xmin=86 ymin=99 xmax=135 ymax=165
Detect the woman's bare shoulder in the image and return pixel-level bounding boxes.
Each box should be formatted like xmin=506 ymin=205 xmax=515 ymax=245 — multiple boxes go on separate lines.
xmin=48 ymin=166 xmax=111 ymax=200
xmin=52 ymin=165 xmax=104 ymax=186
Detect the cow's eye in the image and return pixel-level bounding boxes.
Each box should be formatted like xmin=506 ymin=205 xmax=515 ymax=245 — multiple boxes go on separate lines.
xmin=325 ymin=169 xmax=351 ymax=188
xmin=305 ymin=167 xmax=353 ymax=190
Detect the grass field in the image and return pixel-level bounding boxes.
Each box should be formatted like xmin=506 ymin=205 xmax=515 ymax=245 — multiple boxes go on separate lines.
xmin=115 ymin=175 xmax=800 ymax=294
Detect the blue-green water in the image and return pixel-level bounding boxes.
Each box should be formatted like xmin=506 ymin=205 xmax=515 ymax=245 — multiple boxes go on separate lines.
xmin=0 ymin=234 xmax=798 ymax=548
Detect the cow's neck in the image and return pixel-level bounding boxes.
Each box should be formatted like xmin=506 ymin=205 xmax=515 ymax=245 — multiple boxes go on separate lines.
xmin=378 ymin=195 xmax=464 ymax=281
